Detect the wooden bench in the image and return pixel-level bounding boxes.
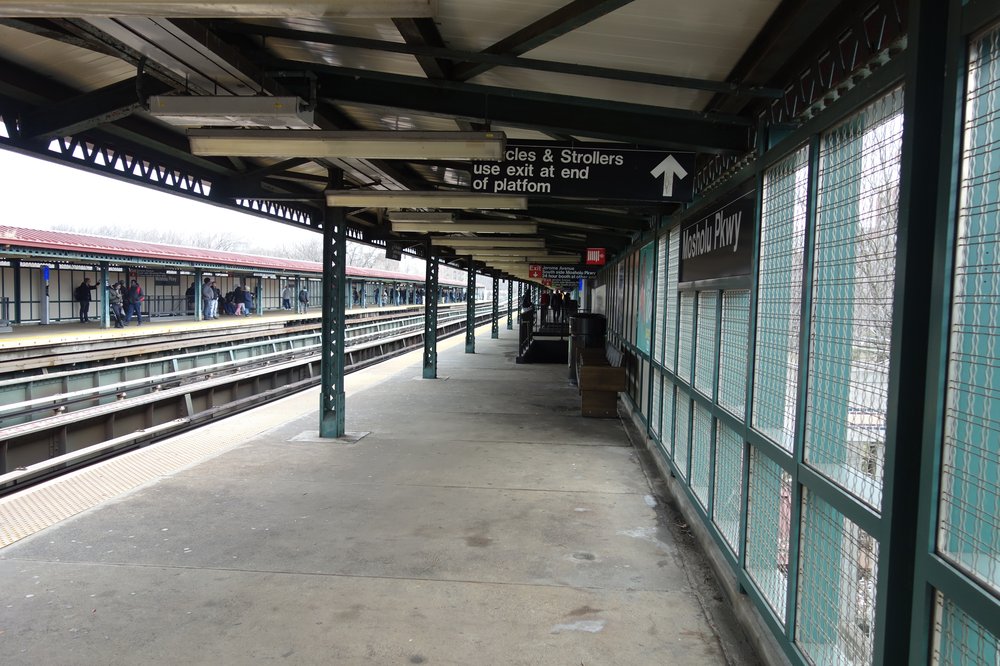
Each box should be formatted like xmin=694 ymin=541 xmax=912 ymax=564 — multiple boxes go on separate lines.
xmin=576 ymin=342 xmax=626 ymax=418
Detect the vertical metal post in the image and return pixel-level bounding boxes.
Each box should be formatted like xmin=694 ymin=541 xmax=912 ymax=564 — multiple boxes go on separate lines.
xmin=507 ymin=278 xmax=514 ymax=330
xmin=194 ymin=268 xmax=203 ymax=320
xmin=491 ymin=276 xmax=499 ymax=339
xmin=100 ymin=262 xmax=110 ymax=329
xmin=11 ymin=259 xmax=21 ymax=324
xmin=423 ymin=242 xmax=439 ymax=378
xmin=319 ymin=168 xmax=347 ymax=438
xmin=465 ymin=258 xmax=476 ymax=353
xmin=255 ymin=282 xmax=263 ymax=315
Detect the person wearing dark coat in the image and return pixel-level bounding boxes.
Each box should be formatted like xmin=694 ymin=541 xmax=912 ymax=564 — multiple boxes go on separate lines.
xmin=75 ymin=277 xmax=98 ymax=323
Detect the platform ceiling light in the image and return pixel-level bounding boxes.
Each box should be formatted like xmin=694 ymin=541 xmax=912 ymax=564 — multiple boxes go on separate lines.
xmin=431 ymin=237 xmax=544 ymax=248
xmin=149 ymin=96 xmax=316 ymax=129
xmin=391 ymin=221 xmax=538 ymax=234
xmin=327 ymin=191 xmax=526 ymax=210
xmin=525 ymin=255 xmax=581 ymax=264
xmin=190 ymin=130 xmax=505 ymax=160
xmin=387 ymin=211 xmax=455 ymax=223
xmin=0 ymin=0 xmax=436 ymax=18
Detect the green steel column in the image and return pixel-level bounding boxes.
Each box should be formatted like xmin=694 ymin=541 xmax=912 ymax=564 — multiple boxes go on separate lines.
xmin=99 ymin=262 xmax=110 ymax=328
xmin=517 ymin=281 xmax=523 ymax=308
xmin=423 ymin=243 xmax=439 ymax=378
xmin=11 ymin=259 xmax=21 ymax=323
xmin=491 ymin=276 xmax=499 ymax=338
xmin=193 ymin=269 xmax=203 ymax=320
xmin=319 ymin=168 xmax=347 ymax=438
xmin=506 ymin=278 xmax=513 ymax=330
xmin=465 ymin=258 xmax=475 ymax=353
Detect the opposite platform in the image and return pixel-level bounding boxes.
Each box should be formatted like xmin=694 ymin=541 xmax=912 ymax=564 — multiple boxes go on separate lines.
xmin=0 ymin=327 xmax=756 ymax=665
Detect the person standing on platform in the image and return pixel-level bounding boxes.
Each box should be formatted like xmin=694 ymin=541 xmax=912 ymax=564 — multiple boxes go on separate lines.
xmin=201 ymin=277 xmax=216 ymax=320
xmin=282 ymin=283 xmax=294 ymax=310
xmin=297 ymin=286 xmax=309 ymax=314
xmin=552 ymin=290 xmax=564 ymax=323
xmin=74 ymin=277 xmax=97 ymax=323
xmin=107 ymin=281 xmax=125 ymax=328
xmin=124 ymin=279 xmax=143 ymax=325
xmin=540 ymin=289 xmax=550 ymax=323
xmin=243 ymin=287 xmax=253 ymax=316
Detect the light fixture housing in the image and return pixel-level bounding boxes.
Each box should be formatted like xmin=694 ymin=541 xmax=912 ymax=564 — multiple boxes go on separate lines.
xmin=149 ymin=96 xmax=316 ymax=129
xmin=191 ymin=130 xmax=505 ymax=160
xmin=327 ymin=191 xmax=527 ymax=210
xmin=391 ymin=221 xmax=538 ymax=234
xmin=431 ymin=237 xmax=544 ymax=248
xmin=0 ymin=0 xmax=436 ymax=18
xmin=387 ymin=211 xmax=455 ymax=223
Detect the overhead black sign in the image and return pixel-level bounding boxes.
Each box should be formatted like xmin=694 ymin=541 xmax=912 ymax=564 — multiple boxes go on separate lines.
xmin=472 ymin=140 xmax=694 ymax=202
xmin=385 ymin=241 xmax=402 ymax=261
xmin=679 ymin=188 xmax=756 ymax=284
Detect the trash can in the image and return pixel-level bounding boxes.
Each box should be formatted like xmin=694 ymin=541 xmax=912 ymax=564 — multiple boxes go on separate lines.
xmin=568 ymin=313 xmax=606 ymax=382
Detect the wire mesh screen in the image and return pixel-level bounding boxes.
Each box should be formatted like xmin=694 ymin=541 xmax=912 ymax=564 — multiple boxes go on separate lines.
xmin=695 ymin=291 xmax=718 ymax=397
xmin=691 ymin=402 xmax=713 ymax=508
xmin=675 ymin=389 xmax=691 ymax=479
xmin=655 ymin=234 xmax=668 ymax=366
xmin=932 ymin=591 xmax=1000 ymax=665
xmin=753 ymin=147 xmax=809 ymax=451
xmin=665 ymin=228 xmax=680 ymax=372
xmin=796 ymin=490 xmax=879 ymax=666
xmin=679 ymin=292 xmax=696 ymax=383
xmin=939 ymin=23 xmax=1000 ymax=595
xmin=745 ymin=446 xmax=791 ymax=622
xmin=713 ymin=421 xmax=744 ymax=553
xmin=661 ymin=383 xmax=675 ymax=458
xmin=720 ymin=289 xmax=751 ymax=418
xmin=651 ymin=368 xmax=662 ymax=438
xmin=805 ymin=88 xmax=902 ymax=510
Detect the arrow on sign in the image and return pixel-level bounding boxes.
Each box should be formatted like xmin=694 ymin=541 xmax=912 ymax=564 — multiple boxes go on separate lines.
xmin=650 ymin=155 xmax=689 ymax=197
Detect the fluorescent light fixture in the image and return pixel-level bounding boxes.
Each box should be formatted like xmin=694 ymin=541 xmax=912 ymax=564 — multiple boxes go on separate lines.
xmin=0 ymin=0 xmax=435 ymax=18
xmin=327 ymin=191 xmax=526 ymax=210
xmin=387 ymin=211 xmax=455 ymax=223
xmin=191 ymin=130 xmax=505 ymax=160
xmin=391 ymin=221 xmax=538 ymax=234
xmin=431 ymin=237 xmax=544 ymax=248
xmin=525 ymin=255 xmax=581 ymax=264
xmin=149 ymin=96 xmax=315 ymax=129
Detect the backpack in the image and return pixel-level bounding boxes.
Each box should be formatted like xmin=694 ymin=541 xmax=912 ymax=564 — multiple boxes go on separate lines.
xmin=298 ymin=289 xmax=308 ymax=303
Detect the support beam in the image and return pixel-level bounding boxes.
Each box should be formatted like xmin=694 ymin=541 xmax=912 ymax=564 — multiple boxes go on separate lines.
xmin=491 ymin=277 xmax=499 ymax=339
xmin=320 ymin=168 xmax=347 ymax=438
xmin=99 ymin=262 xmax=110 ymax=329
xmin=507 ymin=278 xmax=514 ymax=330
xmin=466 ymin=258 xmax=476 ymax=354
xmin=423 ymin=242 xmax=438 ymax=378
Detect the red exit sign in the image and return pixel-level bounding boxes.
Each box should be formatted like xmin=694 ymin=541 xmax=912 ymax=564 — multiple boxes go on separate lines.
xmin=585 ymin=248 xmax=606 ymax=265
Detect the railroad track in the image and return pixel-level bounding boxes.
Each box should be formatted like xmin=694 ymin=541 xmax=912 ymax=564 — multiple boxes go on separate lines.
xmin=0 ymin=303 xmax=499 ymax=493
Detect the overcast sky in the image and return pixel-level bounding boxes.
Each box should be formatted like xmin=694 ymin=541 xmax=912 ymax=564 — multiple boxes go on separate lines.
xmin=0 ymin=148 xmax=320 ymax=248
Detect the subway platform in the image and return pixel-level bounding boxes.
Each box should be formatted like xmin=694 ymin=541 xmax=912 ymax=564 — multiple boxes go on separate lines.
xmin=0 ymin=325 xmax=758 ymax=665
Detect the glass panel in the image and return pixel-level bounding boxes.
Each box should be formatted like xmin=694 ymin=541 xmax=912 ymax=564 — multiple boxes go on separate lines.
xmin=695 ymin=291 xmax=718 ymax=397
xmin=675 ymin=390 xmax=691 ymax=480
xmin=678 ymin=292 xmax=696 ymax=383
xmin=805 ymin=88 xmax=903 ymax=509
xmin=650 ymin=368 xmax=662 ymax=438
xmin=744 ymin=447 xmax=791 ymax=622
xmin=666 ymin=228 xmax=681 ymax=372
xmin=691 ymin=403 xmax=713 ymax=508
xmin=713 ymin=422 xmax=744 ymax=553
xmin=796 ymin=491 xmax=878 ymax=666
xmin=720 ymin=289 xmax=751 ymax=418
xmin=932 ymin=592 xmax=1000 ymax=665
xmin=753 ymin=147 xmax=809 ymax=451
xmin=661 ymin=383 xmax=676 ymax=458
xmin=939 ymin=24 xmax=1000 ymax=594
xmin=655 ymin=234 xmax=668 ymax=366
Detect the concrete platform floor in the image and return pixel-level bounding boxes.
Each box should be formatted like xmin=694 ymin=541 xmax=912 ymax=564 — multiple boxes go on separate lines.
xmin=0 ymin=327 xmax=759 ymax=665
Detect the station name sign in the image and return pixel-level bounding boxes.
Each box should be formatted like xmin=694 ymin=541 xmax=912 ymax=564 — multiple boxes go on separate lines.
xmin=472 ymin=140 xmax=694 ymax=202
xmin=678 ymin=188 xmax=755 ymax=284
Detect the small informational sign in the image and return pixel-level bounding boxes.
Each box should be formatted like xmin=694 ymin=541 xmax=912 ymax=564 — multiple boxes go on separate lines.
xmin=679 ymin=187 xmax=756 ymax=284
xmin=385 ymin=241 xmax=402 ymax=261
xmin=472 ymin=140 xmax=694 ymax=203
xmin=42 ymin=265 xmax=50 ymax=281
xmin=528 ymin=264 xmax=543 ymax=279
xmin=585 ymin=248 xmax=607 ymax=266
